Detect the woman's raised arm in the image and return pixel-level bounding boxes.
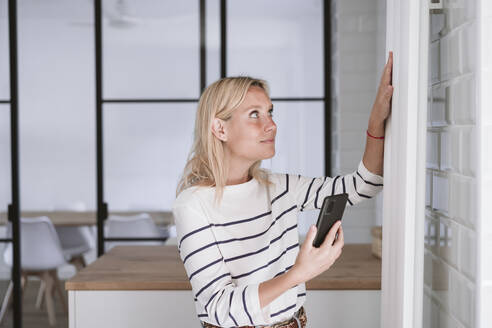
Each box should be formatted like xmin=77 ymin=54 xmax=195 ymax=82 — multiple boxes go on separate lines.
xmin=362 ymin=51 xmax=394 ymax=176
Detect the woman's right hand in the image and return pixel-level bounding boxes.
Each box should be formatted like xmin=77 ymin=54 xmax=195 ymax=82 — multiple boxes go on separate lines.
xmin=289 ymin=221 xmax=344 ymax=284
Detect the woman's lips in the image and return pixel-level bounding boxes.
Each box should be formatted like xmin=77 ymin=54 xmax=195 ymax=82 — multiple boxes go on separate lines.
xmin=261 ymin=139 xmax=275 ymax=143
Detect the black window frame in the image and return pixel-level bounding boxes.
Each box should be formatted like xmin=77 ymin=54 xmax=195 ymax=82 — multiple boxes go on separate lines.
xmin=2 ymin=0 xmax=22 ymax=327
xmin=95 ymin=0 xmax=333 ymax=257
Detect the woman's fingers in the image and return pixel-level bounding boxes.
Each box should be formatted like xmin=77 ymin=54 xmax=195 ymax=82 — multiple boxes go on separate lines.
xmin=320 ymin=220 xmax=342 ymax=248
xmin=303 ymin=225 xmax=317 ymax=250
xmin=374 ymin=51 xmax=394 ymax=113
xmin=386 ymin=51 xmax=393 ymax=68
xmin=381 ymin=52 xmax=393 ymax=85
xmin=293 ymin=222 xmax=345 ymax=283
xmin=382 ymin=85 xmax=393 ymax=102
xmin=333 ymin=226 xmax=344 ymax=249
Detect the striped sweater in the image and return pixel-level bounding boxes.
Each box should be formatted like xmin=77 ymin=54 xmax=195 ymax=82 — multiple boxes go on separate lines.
xmin=172 ymin=159 xmax=383 ymax=327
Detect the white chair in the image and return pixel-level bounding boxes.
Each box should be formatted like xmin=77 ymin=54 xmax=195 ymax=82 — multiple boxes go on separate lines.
xmin=0 ymin=217 xmax=68 ymax=326
xmin=55 ymin=226 xmax=93 ymax=270
xmin=164 ymin=224 xmax=178 ymax=245
xmin=35 ymin=225 xmax=93 ymax=315
xmin=53 ymin=202 xmax=94 ymax=270
xmin=35 ymin=202 xmax=94 ymax=315
xmin=105 ymin=213 xmax=166 ymax=251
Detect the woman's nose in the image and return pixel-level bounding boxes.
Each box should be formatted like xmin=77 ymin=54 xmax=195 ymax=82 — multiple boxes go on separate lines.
xmin=264 ymin=116 xmax=276 ymax=132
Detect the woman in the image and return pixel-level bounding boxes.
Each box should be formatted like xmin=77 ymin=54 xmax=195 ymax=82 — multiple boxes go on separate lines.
xmin=173 ymin=52 xmax=393 ymax=328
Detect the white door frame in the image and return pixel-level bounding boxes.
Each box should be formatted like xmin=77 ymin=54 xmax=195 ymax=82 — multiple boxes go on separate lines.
xmin=381 ymin=1 xmax=429 ymax=328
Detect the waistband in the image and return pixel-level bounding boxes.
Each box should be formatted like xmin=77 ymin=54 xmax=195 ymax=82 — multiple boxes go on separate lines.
xmin=200 ymin=306 xmax=306 ymax=328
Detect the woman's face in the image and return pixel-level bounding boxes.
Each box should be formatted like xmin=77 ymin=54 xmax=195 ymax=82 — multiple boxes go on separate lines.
xmin=218 ymin=86 xmax=277 ymax=163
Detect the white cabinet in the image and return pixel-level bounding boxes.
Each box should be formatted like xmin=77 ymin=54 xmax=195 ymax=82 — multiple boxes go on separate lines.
xmin=68 ymin=290 xmax=380 ymax=328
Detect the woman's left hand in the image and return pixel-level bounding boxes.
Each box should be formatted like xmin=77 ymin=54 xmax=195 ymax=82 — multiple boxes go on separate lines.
xmin=370 ymin=51 xmax=394 ymax=124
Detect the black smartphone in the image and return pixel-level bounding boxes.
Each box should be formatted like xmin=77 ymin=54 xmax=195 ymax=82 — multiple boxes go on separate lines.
xmin=312 ymin=193 xmax=349 ymax=248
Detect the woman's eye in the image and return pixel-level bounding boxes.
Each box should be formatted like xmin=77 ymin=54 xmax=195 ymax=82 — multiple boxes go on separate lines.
xmin=249 ymin=109 xmax=273 ymax=118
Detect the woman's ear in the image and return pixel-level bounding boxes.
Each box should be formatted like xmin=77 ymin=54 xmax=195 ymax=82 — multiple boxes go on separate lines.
xmin=211 ymin=118 xmax=228 ymax=142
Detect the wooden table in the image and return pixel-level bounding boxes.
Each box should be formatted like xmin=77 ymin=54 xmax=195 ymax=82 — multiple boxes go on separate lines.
xmin=0 ymin=211 xmax=174 ymax=227
xmin=66 ymin=245 xmax=381 ymax=328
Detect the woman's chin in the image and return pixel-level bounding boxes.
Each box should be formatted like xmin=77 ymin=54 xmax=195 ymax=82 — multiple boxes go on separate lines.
xmin=262 ymin=149 xmax=276 ymax=160
xmin=247 ymin=148 xmax=275 ymax=162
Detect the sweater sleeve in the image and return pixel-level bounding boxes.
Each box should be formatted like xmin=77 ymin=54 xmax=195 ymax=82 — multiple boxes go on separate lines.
xmin=173 ymin=204 xmax=271 ymax=327
xmin=292 ymin=159 xmax=383 ymax=211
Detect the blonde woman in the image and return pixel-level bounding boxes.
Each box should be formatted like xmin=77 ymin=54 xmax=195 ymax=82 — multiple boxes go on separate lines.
xmin=173 ymin=52 xmax=393 ymax=328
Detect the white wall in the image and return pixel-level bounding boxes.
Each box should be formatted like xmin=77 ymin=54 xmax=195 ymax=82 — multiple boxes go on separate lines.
xmin=479 ymin=1 xmax=492 ymax=327
xmin=331 ymin=0 xmax=384 ymax=243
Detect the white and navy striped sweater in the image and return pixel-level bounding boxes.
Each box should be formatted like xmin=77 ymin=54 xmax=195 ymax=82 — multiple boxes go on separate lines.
xmin=172 ymin=160 xmax=383 ymax=327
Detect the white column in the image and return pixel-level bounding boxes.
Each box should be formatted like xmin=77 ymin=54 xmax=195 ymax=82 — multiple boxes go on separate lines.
xmin=381 ymin=1 xmax=428 ymax=328
xmin=478 ymin=1 xmax=492 ymax=327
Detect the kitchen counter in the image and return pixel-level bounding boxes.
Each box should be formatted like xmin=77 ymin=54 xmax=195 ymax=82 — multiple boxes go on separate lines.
xmin=66 ymin=244 xmax=381 ymax=328
xmin=66 ymin=244 xmax=380 ymax=291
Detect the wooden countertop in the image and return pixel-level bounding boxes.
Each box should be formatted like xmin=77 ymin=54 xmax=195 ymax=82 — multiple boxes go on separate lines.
xmin=66 ymin=244 xmax=381 ymax=291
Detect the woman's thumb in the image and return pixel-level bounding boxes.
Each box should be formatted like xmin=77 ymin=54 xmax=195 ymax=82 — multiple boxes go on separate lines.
xmin=304 ymin=225 xmax=317 ymax=245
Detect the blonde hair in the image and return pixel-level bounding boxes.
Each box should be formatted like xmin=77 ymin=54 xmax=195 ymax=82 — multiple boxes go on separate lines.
xmin=176 ymin=76 xmax=274 ymax=206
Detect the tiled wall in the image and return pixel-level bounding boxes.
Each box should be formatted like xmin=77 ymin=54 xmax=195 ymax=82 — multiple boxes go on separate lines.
xmin=331 ymin=0 xmax=383 ymax=243
xmin=424 ymin=1 xmax=479 ymax=327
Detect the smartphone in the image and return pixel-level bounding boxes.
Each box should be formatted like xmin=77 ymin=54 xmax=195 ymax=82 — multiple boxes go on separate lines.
xmin=312 ymin=193 xmax=349 ymax=248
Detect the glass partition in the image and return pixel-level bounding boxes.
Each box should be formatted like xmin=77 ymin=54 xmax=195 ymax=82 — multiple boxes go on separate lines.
xmin=103 ymin=1 xmax=200 ymax=99
xmin=16 ymin=1 xmax=95 ymax=325
xmin=104 ymin=103 xmax=196 ymax=211
xmin=228 ymin=0 xmax=323 ymax=98
xmin=0 ymin=0 xmax=8 ymax=100
xmin=0 ymin=105 xmax=13 ymax=327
